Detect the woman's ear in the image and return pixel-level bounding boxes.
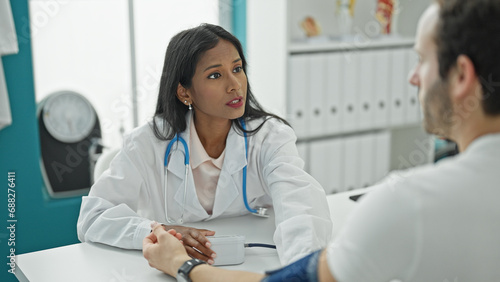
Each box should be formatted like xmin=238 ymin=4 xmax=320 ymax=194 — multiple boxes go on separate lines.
xmin=176 ymin=83 xmax=191 ymax=106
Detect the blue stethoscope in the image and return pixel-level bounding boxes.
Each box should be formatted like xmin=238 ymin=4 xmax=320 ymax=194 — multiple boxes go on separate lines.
xmin=163 ymin=118 xmax=269 ymax=224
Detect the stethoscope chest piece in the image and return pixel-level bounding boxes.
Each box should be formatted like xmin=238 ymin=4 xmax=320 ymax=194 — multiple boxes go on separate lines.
xmin=252 ymin=207 xmax=270 ymax=218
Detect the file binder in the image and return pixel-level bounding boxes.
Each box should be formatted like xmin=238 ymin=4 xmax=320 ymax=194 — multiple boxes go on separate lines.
xmin=340 ymin=51 xmax=360 ymax=132
xmin=309 ymin=53 xmax=326 ymax=137
xmin=358 ymin=51 xmax=376 ymax=130
xmin=288 ymin=55 xmax=309 ymax=138
xmin=373 ymin=49 xmax=391 ymax=128
xmin=389 ymin=48 xmax=407 ymax=126
xmin=325 ymin=53 xmax=343 ymax=135
xmin=359 ymin=133 xmax=375 ymax=188
xmin=342 ymin=135 xmax=360 ymax=191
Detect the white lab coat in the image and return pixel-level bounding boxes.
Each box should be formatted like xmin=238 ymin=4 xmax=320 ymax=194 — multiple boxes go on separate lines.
xmin=77 ymin=112 xmax=333 ymax=264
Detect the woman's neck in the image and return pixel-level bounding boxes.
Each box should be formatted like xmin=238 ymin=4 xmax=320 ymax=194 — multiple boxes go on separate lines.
xmin=193 ymin=115 xmax=231 ymax=159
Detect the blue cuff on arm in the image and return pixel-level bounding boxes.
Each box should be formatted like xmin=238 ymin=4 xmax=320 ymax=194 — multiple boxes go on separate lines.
xmin=261 ymin=249 xmax=322 ymax=282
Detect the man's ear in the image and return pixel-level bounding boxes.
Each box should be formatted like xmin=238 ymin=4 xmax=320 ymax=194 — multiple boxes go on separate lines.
xmin=449 ymin=55 xmax=479 ymax=102
xmin=176 ymin=83 xmax=191 ymax=105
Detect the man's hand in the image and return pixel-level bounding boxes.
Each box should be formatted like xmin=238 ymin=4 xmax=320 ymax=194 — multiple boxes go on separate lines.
xmin=143 ymin=224 xmax=191 ymax=276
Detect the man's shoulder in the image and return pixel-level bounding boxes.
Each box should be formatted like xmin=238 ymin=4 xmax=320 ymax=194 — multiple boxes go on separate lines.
xmin=380 ymin=155 xmax=464 ymax=189
xmin=367 ymin=154 xmax=485 ymax=213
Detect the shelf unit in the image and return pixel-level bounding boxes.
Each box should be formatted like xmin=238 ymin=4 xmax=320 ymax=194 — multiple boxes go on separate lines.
xmin=288 ymin=36 xmax=415 ymax=54
xmin=246 ymin=0 xmax=433 ymax=194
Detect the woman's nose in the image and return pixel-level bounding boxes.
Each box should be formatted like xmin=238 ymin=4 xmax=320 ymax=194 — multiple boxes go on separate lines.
xmin=227 ymin=73 xmax=242 ymax=93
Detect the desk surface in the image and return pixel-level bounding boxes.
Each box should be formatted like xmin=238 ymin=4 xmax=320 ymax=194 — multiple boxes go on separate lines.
xmin=15 ymin=189 xmax=368 ymax=282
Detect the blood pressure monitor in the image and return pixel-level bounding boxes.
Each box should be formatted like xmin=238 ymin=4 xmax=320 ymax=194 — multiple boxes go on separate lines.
xmin=38 ymin=91 xmax=102 ymax=198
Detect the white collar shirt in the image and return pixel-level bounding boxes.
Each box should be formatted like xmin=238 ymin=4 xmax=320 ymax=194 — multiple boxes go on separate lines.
xmin=189 ymin=117 xmax=225 ymax=215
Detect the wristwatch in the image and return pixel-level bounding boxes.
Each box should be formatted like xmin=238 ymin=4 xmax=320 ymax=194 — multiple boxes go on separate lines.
xmin=176 ymin=258 xmax=207 ymax=282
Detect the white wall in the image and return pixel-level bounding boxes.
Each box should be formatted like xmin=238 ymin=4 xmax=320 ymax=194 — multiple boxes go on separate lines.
xmin=30 ymin=0 xmax=132 ymax=149
xmin=30 ymin=0 xmax=219 ymax=149
xmin=132 ymin=0 xmax=219 ymax=125
xmin=246 ymin=0 xmax=288 ymax=118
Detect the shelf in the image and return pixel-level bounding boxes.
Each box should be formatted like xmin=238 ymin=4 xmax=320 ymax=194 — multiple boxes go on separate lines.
xmin=295 ymin=122 xmax=422 ymax=143
xmin=288 ymin=35 xmax=415 ymax=54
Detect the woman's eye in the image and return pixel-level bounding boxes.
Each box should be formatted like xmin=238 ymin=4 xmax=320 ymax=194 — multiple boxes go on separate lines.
xmin=208 ymin=73 xmax=221 ymax=79
xmin=233 ymin=66 xmax=243 ymax=73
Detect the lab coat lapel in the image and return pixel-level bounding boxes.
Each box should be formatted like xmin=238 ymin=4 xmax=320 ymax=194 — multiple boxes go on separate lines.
xmin=168 ymin=113 xmax=208 ymax=217
xmin=210 ymin=124 xmax=248 ymax=218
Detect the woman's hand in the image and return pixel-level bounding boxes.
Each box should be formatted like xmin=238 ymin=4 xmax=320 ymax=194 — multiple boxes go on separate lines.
xmin=163 ymin=224 xmax=216 ymax=264
xmin=143 ymin=224 xmax=190 ymax=276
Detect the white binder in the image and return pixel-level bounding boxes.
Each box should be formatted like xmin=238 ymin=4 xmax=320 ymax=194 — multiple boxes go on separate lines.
xmin=406 ymin=48 xmax=421 ymax=124
xmin=288 ymin=55 xmax=309 ymax=138
xmin=328 ymin=137 xmax=344 ymax=194
xmin=373 ymin=49 xmax=391 ymax=128
xmin=358 ymin=51 xmax=375 ymax=131
xmin=340 ymin=51 xmax=360 ymax=133
xmin=342 ymin=135 xmax=360 ymax=192
xmin=389 ymin=48 xmax=407 ymax=126
xmin=308 ymin=53 xmax=326 ymax=137
xmin=309 ymin=139 xmax=330 ymax=194
xmin=309 ymin=138 xmax=343 ymax=194
xmin=325 ymin=53 xmax=343 ymax=135
xmin=358 ymin=133 xmax=375 ymax=188
xmin=374 ymin=131 xmax=391 ymax=183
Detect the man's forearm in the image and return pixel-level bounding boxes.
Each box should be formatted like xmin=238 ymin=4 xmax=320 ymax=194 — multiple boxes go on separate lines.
xmin=189 ymin=264 xmax=265 ymax=282
xmin=318 ymin=250 xmax=337 ymax=282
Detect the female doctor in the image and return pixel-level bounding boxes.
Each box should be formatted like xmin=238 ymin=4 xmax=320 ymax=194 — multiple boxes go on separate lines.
xmin=77 ymin=23 xmax=332 ymax=265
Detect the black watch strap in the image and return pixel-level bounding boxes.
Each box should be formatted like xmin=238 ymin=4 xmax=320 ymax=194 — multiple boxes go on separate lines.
xmin=177 ymin=258 xmax=207 ymax=282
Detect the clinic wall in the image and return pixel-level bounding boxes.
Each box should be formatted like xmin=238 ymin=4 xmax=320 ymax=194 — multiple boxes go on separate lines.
xmin=246 ymin=0 xmax=288 ymax=117
xmin=0 ymin=1 xmax=81 ymax=280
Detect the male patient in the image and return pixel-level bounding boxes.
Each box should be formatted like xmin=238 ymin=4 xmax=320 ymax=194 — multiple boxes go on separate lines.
xmin=143 ymin=0 xmax=500 ymax=281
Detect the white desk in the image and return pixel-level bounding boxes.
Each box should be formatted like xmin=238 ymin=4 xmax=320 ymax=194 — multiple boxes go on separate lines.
xmin=15 ymin=189 xmax=368 ymax=281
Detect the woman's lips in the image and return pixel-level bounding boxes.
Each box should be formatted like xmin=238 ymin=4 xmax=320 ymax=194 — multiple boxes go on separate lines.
xmin=226 ymin=97 xmax=244 ymax=108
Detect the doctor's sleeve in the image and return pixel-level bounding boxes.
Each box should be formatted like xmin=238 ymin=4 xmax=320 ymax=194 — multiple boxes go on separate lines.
xmin=76 ymin=147 xmax=153 ymax=250
xmin=260 ymin=124 xmax=333 ymax=265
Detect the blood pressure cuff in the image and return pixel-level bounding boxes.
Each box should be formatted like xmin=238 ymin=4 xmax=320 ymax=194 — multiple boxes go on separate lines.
xmin=261 ymin=249 xmax=322 ymax=282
